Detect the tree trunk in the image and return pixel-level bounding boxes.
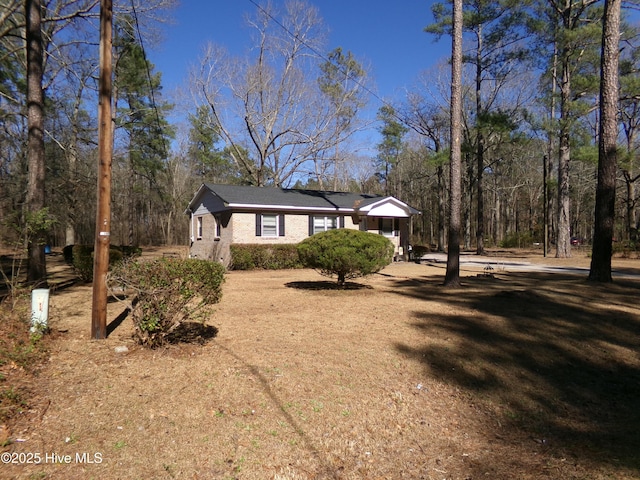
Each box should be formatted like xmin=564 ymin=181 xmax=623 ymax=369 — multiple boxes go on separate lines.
xmin=445 ymin=0 xmax=463 ymax=287
xmin=437 ymin=164 xmax=445 ymax=252
xmin=556 ymin=55 xmax=572 ymax=258
xmin=26 ymin=0 xmax=47 ymax=286
xmin=495 ymin=190 xmax=502 ymax=245
xmin=589 ymin=0 xmax=620 ymax=282
xmin=64 ymin=82 xmax=86 ymax=247
xmin=476 ymin=139 xmax=485 ymax=253
xmin=464 ymin=153 xmax=473 ymax=249
xmin=622 ymin=168 xmax=638 ymax=241
xmin=128 ymin=157 xmax=135 ymax=246
xmin=64 ymin=134 xmax=78 ymax=246
xmin=556 ymin=151 xmax=570 ymax=254
xmin=545 ymin=44 xmax=558 ymax=257
xmin=475 ymin=31 xmax=485 ymax=255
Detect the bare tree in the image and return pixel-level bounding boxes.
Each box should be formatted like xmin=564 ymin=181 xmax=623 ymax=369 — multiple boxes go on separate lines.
xmin=191 ymin=1 xmax=367 ymax=187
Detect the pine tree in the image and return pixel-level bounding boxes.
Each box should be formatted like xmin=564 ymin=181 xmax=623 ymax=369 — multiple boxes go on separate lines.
xmin=376 ymin=105 xmax=408 ymax=197
xmin=589 ymin=0 xmax=621 ymax=282
xmin=113 ymin=16 xmax=174 ymax=245
xmin=445 ymin=0 xmax=464 ymax=287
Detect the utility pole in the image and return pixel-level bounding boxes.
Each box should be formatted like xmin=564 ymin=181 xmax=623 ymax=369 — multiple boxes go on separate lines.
xmin=91 ymin=0 xmax=113 ymax=339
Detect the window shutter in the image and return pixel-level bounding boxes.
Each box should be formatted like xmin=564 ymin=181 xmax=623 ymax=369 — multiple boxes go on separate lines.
xmin=339 ymin=216 xmax=345 ymax=228
xmin=308 ymin=216 xmax=314 ymax=236
xmin=395 ymin=218 xmax=400 ymax=236
xmin=255 ymin=214 xmax=262 ymax=236
xmin=279 ymin=214 xmax=285 ymax=236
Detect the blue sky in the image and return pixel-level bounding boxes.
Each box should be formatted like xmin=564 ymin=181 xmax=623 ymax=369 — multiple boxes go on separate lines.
xmin=150 ymin=1 xmax=449 ymax=115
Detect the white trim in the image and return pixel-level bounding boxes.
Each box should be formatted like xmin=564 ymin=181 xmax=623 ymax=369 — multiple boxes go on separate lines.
xmin=190 ymin=211 xmax=194 ymax=243
xmin=228 ymin=202 xmax=352 ymax=213
xmin=185 ymin=184 xmax=208 ymax=214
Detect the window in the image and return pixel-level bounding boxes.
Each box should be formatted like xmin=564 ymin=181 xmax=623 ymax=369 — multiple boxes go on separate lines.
xmin=262 ymin=214 xmax=278 ymax=236
xmin=215 ymin=217 xmax=221 ymax=238
xmin=256 ymin=214 xmax=285 ymax=237
xmin=311 ymin=215 xmax=339 ymax=235
xmin=380 ymin=218 xmax=394 ymax=237
xmin=196 ymin=216 xmax=203 ymax=239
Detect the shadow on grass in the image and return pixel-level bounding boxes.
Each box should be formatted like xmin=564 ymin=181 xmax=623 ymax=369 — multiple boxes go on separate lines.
xmin=285 ymin=280 xmax=372 ymax=290
xmin=104 ymin=300 xmax=218 ymax=346
xmin=391 ymin=271 xmax=640 ymax=475
xmin=166 ymin=322 xmax=218 ymax=345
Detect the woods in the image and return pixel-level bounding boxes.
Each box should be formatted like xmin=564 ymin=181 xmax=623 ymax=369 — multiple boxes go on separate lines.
xmin=1 ymin=0 xmax=639 ymax=284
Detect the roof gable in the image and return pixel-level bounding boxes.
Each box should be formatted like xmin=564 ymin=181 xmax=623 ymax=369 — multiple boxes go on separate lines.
xmin=358 ymin=197 xmax=416 ymax=217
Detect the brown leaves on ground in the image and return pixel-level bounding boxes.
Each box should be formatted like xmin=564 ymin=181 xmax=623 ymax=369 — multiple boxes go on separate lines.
xmin=2 ymin=249 xmax=640 ymax=479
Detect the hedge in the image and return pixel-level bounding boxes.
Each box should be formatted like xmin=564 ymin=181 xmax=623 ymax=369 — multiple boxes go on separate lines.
xmin=229 ymin=244 xmax=303 ymax=270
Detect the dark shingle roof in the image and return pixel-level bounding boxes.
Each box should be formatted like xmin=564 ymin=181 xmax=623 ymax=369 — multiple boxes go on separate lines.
xmin=203 ymin=183 xmax=385 ymax=210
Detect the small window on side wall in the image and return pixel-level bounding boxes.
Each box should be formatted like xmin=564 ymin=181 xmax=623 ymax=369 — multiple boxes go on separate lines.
xmin=215 ymin=216 xmax=221 ymax=238
xmin=196 ymin=216 xmax=203 ymax=239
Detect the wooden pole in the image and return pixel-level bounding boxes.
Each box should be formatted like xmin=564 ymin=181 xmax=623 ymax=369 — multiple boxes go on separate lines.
xmin=91 ymin=0 xmax=113 ymax=339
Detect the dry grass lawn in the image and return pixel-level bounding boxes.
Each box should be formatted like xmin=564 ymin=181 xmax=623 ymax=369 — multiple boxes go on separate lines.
xmin=2 ymin=248 xmax=640 ymax=479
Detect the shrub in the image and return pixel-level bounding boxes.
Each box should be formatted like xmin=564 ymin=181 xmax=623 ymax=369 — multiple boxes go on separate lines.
xmin=613 ymin=240 xmax=640 ymax=258
xmin=71 ymin=245 xmax=123 ymax=282
xmin=62 ymin=245 xmax=74 ymax=264
xmin=499 ymin=233 xmax=535 ymax=249
xmin=71 ymin=245 xmax=94 ymax=282
xmin=0 ymin=294 xmax=50 ymax=424
xmin=230 ymin=244 xmax=303 ymax=270
xmin=297 ymin=229 xmax=394 ymax=286
xmin=108 ymin=258 xmax=225 ymax=348
xmin=70 ymin=245 xmax=136 ymax=281
xmin=411 ymin=245 xmax=430 ymax=262
xmin=229 ymin=245 xmax=256 ymax=270
xmin=115 ymin=245 xmax=142 ymax=258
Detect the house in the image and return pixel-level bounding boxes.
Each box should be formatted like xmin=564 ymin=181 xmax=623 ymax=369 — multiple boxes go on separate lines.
xmin=185 ymin=183 xmax=420 ymax=266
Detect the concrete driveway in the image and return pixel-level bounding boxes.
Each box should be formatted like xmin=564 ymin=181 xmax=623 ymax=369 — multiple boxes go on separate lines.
xmin=416 ymin=253 xmax=640 ymax=279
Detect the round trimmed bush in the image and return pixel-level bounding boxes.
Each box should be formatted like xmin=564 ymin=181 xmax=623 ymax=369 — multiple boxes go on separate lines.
xmin=297 ymin=229 xmax=394 ymax=286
